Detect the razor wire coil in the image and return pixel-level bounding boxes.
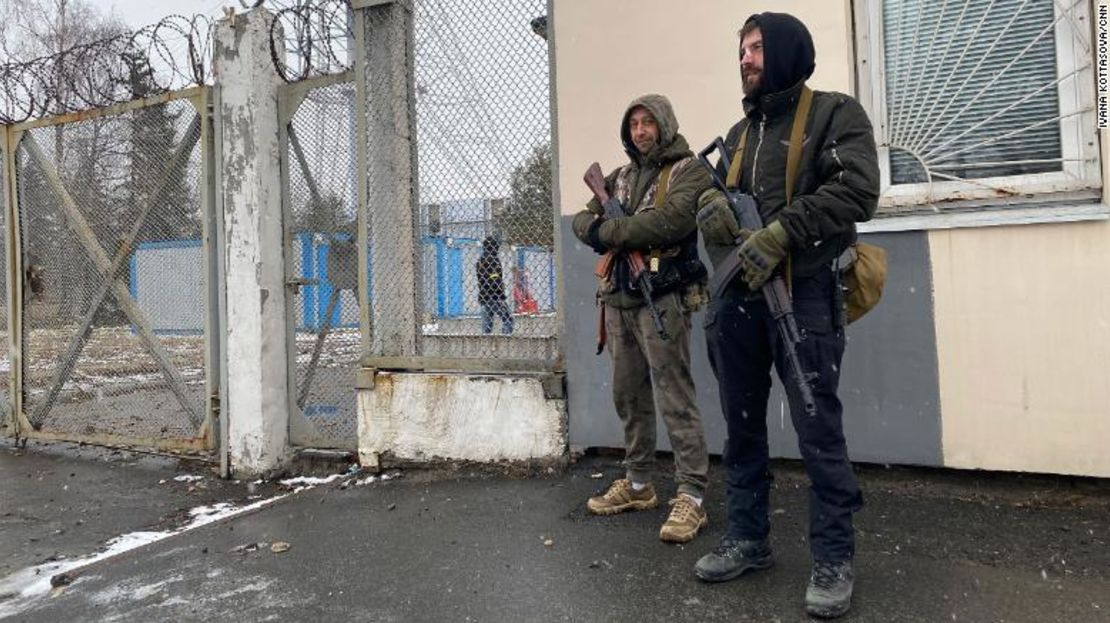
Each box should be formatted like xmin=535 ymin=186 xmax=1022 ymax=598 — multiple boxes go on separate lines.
xmin=269 ymin=0 xmax=354 ymax=83
xmin=0 ymin=14 xmax=214 ymax=124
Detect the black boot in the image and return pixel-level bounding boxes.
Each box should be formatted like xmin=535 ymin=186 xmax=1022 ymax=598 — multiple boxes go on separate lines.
xmin=805 ymin=560 xmax=854 ymax=618
xmin=693 ymin=537 xmax=773 ymax=582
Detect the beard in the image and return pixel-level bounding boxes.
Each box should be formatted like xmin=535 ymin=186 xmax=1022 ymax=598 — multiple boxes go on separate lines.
xmin=741 ymin=68 xmax=763 ymax=97
xmin=633 ymin=137 xmax=656 ymax=154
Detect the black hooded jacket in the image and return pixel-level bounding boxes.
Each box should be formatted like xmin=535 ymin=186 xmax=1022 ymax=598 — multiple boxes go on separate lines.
xmin=745 ymin=12 xmax=816 ymax=96
xmin=709 ymin=12 xmax=880 ymax=279
xmin=476 ymin=236 xmax=506 ymax=304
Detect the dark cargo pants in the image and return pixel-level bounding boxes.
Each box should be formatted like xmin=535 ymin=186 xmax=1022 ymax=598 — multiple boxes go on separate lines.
xmin=705 ymin=267 xmax=863 ymax=562
xmin=606 ymin=292 xmax=709 ymax=499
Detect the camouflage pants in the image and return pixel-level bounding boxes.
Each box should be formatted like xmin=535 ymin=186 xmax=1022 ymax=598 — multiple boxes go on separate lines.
xmin=606 ymin=292 xmax=709 ymax=498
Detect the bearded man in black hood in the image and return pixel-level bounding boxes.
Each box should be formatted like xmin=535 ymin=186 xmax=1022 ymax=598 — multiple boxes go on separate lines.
xmin=692 ymin=13 xmax=880 ymax=619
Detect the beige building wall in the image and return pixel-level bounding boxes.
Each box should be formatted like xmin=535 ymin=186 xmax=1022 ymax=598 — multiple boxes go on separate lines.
xmin=551 ymin=0 xmax=854 ymax=216
xmin=930 ymin=220 xmax=1110 ymax=477
xmin=552 ymin=0 xmax=1110 ymax=477
xmin=932 ymin=128 xmax=1110 ymax=477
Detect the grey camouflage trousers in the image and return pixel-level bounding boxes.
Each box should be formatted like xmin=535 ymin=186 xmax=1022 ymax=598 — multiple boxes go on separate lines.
xmin=605 ymin=292 xmax=709 ymax=499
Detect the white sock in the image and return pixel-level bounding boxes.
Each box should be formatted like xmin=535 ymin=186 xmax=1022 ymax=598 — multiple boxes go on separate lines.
xmin=680 ymin=493 xmax=703 ymax=507
xmin=630 ymin=481 xmax=648 ymax=491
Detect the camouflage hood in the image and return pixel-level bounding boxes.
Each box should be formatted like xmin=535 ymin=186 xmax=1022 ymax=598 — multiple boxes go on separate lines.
xmin=619 ymin=93 xmax=689 ymax=166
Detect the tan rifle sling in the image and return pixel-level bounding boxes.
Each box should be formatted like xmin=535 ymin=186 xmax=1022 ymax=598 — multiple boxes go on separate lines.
xmin=724 ymin=85 xmax=813 ymax=291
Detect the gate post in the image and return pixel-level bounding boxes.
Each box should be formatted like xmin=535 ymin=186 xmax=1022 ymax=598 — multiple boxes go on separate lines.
xmin=213 ymin=8 xmax=290 ymax=477
xmin=354 ymin=0 xmax=421 ymax=359
xmin=1 ymin=125 xmax=19 ymax=441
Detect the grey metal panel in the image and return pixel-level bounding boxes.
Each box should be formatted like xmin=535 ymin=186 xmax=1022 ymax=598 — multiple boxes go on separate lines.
xmin=769 ymin=231 xmax=943 ymax=467
xmin=843 ymin=231 xmax=943 ymax=466
xmin=564 ymin=218 xmax=944 ymax=467
xmin=562 ymin=215 xmax=616 ymax=446
xmin=562 ymin=217 xmax=724 ymax=455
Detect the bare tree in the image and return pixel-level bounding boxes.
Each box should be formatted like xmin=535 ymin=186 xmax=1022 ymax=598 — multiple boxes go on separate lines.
xmin=0 ymin=0 xmax=126 ymax=62
xmin=1 ymin=0 xmax=133 ymax=319
xmin=0 ymin=0 xmax=128 ymax=155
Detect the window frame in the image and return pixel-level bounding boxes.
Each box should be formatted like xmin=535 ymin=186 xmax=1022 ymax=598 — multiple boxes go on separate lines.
xmin=853 ymin=0 xmax=1103 ymax=215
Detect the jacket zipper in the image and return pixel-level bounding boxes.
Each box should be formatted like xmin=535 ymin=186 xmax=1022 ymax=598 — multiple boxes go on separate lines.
xmin=751 ymin=118 xmax=766 ymax=202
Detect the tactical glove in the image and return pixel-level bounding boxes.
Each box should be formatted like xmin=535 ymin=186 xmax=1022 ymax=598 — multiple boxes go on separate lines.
xmin=696 ymin=189 xmax=743 ymax=246
xmin=737 ymin=220 xmax=790 ymax=290
xmin=586 ymin=218 xmax=608 ymax=255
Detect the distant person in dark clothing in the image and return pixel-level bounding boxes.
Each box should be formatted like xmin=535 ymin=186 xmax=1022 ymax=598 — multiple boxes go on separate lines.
xmin=476 ymin=236 xmax=514 ymax=334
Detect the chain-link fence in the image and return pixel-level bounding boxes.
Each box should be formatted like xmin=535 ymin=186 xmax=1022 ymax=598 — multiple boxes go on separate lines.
xmin=351 ymin=0 xmax=554 ymax=364
xmin=282 ymin=76 xmax=360 ymax=449
xmin=0 ymin=2 xmax=558 ymax=454
xmin=275 ymin=0 xmax=556 ymax=449
xmin=413 ymin=0 xmax=552 ymax=349
xmin=12 ymin=92 xmax=212 ymax=449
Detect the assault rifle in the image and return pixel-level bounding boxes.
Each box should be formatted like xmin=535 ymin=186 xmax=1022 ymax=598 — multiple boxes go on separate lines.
xmin=697 ymin=138 xmax=817 ymax=416
xmin=584 ymin=163 xmax=669 ymax=355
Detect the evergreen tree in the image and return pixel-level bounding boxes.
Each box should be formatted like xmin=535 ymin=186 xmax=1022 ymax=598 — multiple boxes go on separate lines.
xmin=122 ymin=48 xmax=197 ymax=243
xmin=500 ymin=142 xmax=553 ymax=249
xmin=294 ymin=192 xmax=356 ymax=235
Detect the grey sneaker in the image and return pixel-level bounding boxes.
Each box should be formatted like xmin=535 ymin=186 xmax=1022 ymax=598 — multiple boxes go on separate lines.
xmin=694 ymin=537 xmax=773 ymax=582
xmin=805 ymin=560 xmax=854 ymax=619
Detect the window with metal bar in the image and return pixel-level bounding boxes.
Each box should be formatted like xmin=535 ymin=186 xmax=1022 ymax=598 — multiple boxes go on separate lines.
xmin=856 ymin=0 xmax=1100 ymax=211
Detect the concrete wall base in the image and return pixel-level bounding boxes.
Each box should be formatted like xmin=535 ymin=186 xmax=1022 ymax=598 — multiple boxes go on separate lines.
xmin=358 ymin=372 xmax=567 ymax=465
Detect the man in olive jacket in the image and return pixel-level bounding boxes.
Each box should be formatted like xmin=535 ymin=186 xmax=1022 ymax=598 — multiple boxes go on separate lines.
xmin=571 ymin=94 xmax=712 ymax=543
xmin=692 ymin=13 xmax=879 ymax=620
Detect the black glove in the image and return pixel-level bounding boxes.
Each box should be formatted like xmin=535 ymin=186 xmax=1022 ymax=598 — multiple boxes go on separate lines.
xmin=586 ymin=218 xmax=608 ymax=255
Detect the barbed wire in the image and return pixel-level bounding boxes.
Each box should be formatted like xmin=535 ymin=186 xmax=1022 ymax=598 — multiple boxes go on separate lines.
xmin=269 ymin=0 xmax=354 ymax=83
xmin=0 ymin=1 xmax=373 ymax=124
xmin=0 ymin=14 xmax=213 ymax=124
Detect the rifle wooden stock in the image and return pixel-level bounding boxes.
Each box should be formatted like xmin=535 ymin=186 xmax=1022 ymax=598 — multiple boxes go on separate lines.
xmin=594 ymin=252 xmax=617 ymax=280
xmin=624 ymin=248 xmax=648 ymax=277
xmin=586 ymin=160 xmax=650 ymax=281
xmin=596 ymin=304 xmax=607 ymax=355
xmin=584 ymin=163 xmax=610 ymax=204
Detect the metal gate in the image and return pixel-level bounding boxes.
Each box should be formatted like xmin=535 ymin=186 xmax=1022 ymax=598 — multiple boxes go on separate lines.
xmin=1 ymin=131 xmax=10 ymax=438
xmin=278 ymin=72 xmax=361 ymax=450
xmin=272 ymin=0 xmax=556 ymax=449
xmin=2 ymin=88 xmax=219 ymax=452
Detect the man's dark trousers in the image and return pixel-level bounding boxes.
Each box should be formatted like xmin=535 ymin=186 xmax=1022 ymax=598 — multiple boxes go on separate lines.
xmin=705 ymin=266 xmax=863 ymax=562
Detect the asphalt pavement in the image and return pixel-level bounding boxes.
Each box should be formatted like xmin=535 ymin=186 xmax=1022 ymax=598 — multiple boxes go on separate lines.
xmin=2 ymin=440 xmax=1108 ymax=622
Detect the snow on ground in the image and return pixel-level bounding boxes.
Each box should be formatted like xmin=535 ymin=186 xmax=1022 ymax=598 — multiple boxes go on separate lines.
xmin=0 ymin=493 xmax=290 ymax=618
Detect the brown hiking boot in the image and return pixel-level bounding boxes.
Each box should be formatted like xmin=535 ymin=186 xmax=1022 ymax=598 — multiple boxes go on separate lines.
xmin=659 ymin=494 xmax=707 ymax=543
xmin=587 ymin=479 xmax=658 ymax=515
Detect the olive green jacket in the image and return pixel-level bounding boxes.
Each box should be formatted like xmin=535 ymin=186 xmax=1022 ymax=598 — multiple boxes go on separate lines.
xmin=572 ymin=94 xmax=711 ymax=308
